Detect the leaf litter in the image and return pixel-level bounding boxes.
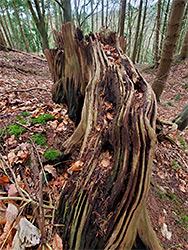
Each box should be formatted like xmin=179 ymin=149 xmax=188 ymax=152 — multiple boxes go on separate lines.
xmin=0 ymin=50 xmax=187 ymax=249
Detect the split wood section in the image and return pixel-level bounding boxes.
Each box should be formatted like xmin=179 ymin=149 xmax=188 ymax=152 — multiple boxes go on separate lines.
xmin=45 ymin=22 xmax=162 ymax=250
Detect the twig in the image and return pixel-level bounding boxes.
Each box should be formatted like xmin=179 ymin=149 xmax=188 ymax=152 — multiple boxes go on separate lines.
xmin=15 ymin=122 xmax=32 ymax=131
xmin=0 ymin=87 xmax=50 ymax=96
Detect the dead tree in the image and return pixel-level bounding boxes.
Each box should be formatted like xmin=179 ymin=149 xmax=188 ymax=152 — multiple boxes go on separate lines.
xmin=45 ymin=22 xmax=162 ymax=250
xmin=173 ymin=104 xmax=188 ymax=131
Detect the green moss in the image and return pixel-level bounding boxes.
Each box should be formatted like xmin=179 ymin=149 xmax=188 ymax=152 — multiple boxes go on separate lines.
xmin=31 ymin=114 xmax=55 ymax=125
xmin=22 ymin=112 xmax=31 ymax=117
xmin=182 ymin=214 xmax=188 ymax=222
xmin=167 ymin=101 xmax=174 ymax=107
xmin=174 ymin=94 xmax=181 ymax=101
xmin=172 ymin=160 xmax=180 ymax=169
xmin=7 ymin=124 xmax=26 ymax=136
xmin=44 ymin=149 xmax=60 ymax=161
xmin=182 ymin=83 xmax=188 ymax=89
xmin=182 ymin=74 xmax=188 ymax=79
xmin=33 ymin=134 xmax=47 ymax=146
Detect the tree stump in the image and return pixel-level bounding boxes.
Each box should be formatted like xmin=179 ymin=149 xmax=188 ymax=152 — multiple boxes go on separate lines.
xmin=45 ymin=22 xmax=162 ymax=250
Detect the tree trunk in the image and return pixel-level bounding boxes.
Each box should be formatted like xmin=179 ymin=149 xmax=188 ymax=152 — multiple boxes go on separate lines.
xmin=0 ymin=14 xmax=12 ymax=48
xmin=172 ymin=104 xmax=188 ymax=131
xmin=131 ymin=0 xmax=143 ymax=63
xmin=154 ymin=0 xmax=161 ymax=65
xmin=45 ymin=22 xmax=162 ymax=250
xmin=62 ymin=0 xmax=72 ymax=23
xmin=136 ymin=0 xmax=148 ymax=63
xmin=119 ymin=0 xmax=127 ymax=37
xmin=12 ymin=0 xmax=30 ymax=52
xmin=179 ymin=27 xmax=188 ymax=60
xmin=152 ymin=0 xmax=186 ymax=101
xmin=0 ymin=28 xmax=8 ymax=51
xmin=159 ymin=0 xmax=170 ymax=59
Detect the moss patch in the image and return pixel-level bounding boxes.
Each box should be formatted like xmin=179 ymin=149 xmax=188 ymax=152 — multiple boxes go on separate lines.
xmin=44 ymin=149 xmax=60 ymax=161
xmin=33 ymin=134 xmax=47 ymax=146
xmin=31 ymin=114 xmax=55 ymax=125
xmin=7 ymin=124 xmax=26 ymax=136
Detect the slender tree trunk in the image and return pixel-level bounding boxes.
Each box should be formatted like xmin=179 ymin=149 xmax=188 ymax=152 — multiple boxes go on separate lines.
xmin=105 ymin=0 xmax=109 ymax=28
xmin=63 ymin=0 xmax=72 ymax=23
xmin=143 ymin=22 xmax=156 ymax=62
xmin=127 ymin=0 xmax=132 ymax=56
xmin=12 ymin=0 xmax=30 ymax=52
xmin=0 ymin=27 xmax=8 ymax=51
xmin=179 ymin=27 xmax=188 ymax=60
xmin=152 ymin=0 xmax=186 ymax=101
xmin=136 ymin=0 xmax=148 ymax=63
xmin=0 ymin=15 xmax=12 ymax=48
xmin=159 ymin=0 xmax=170 ymax=58
xmin=45 ymin=22 xmax=162 ymax=250
xmin=101 ymin=0 xmax=104 ymax=27
xmin=154 ymin=0 xmax=161 ymax=64
xmin=25 ymin=11 xmax=37 ymax=52
xmin=0 ymin=8 xmax=14 ymax=47
xmin=91 ymin=0 xmax=94 ymax=32
xmin=119 ymin=0 xmax=127 ymax=37
xmin=131 ymin=0 xmax=143 ymax=63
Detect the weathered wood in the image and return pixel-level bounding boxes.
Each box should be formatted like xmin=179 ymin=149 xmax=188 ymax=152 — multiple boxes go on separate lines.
xmin=173 ymin=104 xmax=188 ymax=131
xmin=45 ymin=23 xmax=162 ymax=250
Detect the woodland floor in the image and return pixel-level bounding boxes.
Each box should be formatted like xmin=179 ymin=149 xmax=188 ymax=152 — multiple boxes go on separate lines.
xmin=0 ymin=50 xmax=187 ymax=249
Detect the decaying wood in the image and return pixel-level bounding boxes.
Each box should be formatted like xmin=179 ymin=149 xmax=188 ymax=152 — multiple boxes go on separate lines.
xmin=45 ymin=22 xmax=162 ymax=250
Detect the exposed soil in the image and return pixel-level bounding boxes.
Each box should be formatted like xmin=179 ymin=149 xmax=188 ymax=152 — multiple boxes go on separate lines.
xmin=0 ymin=50 xmax=187 ymax=249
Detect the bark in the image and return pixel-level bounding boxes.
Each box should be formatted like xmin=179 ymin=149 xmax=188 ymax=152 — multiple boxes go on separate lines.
xmin=119 ymin=0 xmax=127 ymax=37
xmin=131 ymin=0 xmax=143 ymax=63
xmin=45 ymin=22 xmax=162 ymax=250
xmin=105 ymin=0 xmax=109 ymax=28
xmin=154 ymin=0 xmax=161 ymax=64
xmin=101 ymin=0 xmax=104 ymax=27
xmin=172 ymin=104 xmax=188 ymax=131
xmin=179 ymin=27 xmax=188 ymax=60
xmin=152 ymin=0 xmax=186 ymax=101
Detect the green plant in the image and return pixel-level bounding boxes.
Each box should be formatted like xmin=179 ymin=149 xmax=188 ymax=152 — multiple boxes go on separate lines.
xmin=174 ymin=94 xmax=181 ymax=101
xmin=167 ymin=101 xmax=174 ymax=107
xmin=182 ymin=84 xmax=188 ymax=89
xmin=182 ymin=74 xmax=188 ymax=79
xmin=4 ymin=55 xmax=13 ymax=59
xmin=182 ymin=214 xmax=188 ymax=222
xmin=31 ymin=114 xmax=55 ymax=125
xmin=33 ymin=134 xmax=47 ymax=146
xmin=172 ymin=160 xmax=180 ymax=169
xmin=178 ymin=136 xmax=187 ymax=149
xmin=44 ymin=149 xmax=60 ymax=161
xmin=17 ymin=81 xmax=23 ymax=85
xmin=167 ymin=190 xmax=176 ymax=201
xmin=7 ymin=124 xmax=26 ymax=136
xmin=22 ymin=112 xmax=31 ymax=117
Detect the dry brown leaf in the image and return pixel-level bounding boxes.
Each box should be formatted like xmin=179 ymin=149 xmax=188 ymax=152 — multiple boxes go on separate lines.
xmin=0 ymin=176 xmax=10 ymax=186
xmin=56 ymin=122 xmax=66 ymax=132
xmin=52 ymin=233 xmax=63 ymax=250
xmin=44 ymin=165 xmax=57 ymax=178
xmin=67 ymin=160 xmax=84 ymax=172
xmin=8 ymin=184 xmax=18 ymax=197
xmin=0 ymin=201 xmax=6 ymax=224
xmin=48 ymin=120 xmax=59 ymax=129
xmin=7 ymin=151 xmax=17 ymax=165
xmin=101 ymin=158 xmax=110 ymax=168
xmin=106 ymin=113 xmax=113 ymax=121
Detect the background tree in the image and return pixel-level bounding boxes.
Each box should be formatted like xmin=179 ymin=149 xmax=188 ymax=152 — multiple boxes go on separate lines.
xmin=119 ymin=0 xmax=127 ymax=37
xmin=27 ymin=0 xmax=49 ymax=51
xmin=179 ymin=27 xmax=188 ymax=60
xmin=152 ymin=0 xmax=187 ymax=101
xmin=131 ymin=0 xmax=143 ymax=63
xmin=154 ymin=0 xmax=161 ymax=65
xmin=0 ymin=27 xmax=8 ymax=51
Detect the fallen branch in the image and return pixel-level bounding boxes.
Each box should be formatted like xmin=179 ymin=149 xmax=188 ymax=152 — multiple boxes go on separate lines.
xmin=0 ymin=87 xmax=50 ymax=96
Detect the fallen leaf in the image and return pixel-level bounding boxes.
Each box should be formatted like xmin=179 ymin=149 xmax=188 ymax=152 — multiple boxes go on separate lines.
xmin=106 ymin=112 xmax=113 ymax=120
xmin=48 ymin=120 xmax=59 ymax=129
xmin=0 ymin=176 xmax=10 ymax=186
xmin=67 ymin=160 xmax=84 ymax=172
xmin=52 ymin=233 xmax=63 ymax=250
xmin=0 ymin=201 xmax=6 ymax=224
xmin=8 ymin=184 xmax=18 ymax=197
xmin=161 ymin=223 xmax=172 ymax=240
xmin=11 ymin=217 xmax=41 ymax=249
xmin=7 ymin=151 xmax=17 ymax=165
xmin=100 ymin=158 xmax=110 ymax=168
xmin=44 ymin=165 xmax=57 ymax=178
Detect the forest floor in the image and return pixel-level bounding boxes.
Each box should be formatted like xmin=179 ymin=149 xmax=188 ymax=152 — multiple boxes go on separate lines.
xmin=0 ymin=50 xmax=187 ymax=249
